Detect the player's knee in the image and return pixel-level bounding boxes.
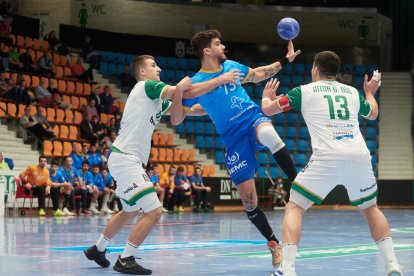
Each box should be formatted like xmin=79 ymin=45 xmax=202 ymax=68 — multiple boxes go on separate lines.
xmin=257 ymin=125 xmax=284 ymax=153
xmin=146 ymin=206 xmax=162 ymax=222
xmin=289 ymin=189 xmax=314 ymax=211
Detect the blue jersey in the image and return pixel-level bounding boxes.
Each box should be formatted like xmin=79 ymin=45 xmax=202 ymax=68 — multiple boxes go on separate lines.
xmin=183 ymin=60 xmax=264 ymax=146
xmin=70 ymin=153 xmax=85 ymax=170
xmin=59 ymin=166 xmax=80 ymax=186
xmin=49 ymin=170 xmax=66 ymax=183
xmin=91 ymin=172 xmax=105 ymax=192
xmin=188 ymin=174 xmax=203 ymax=187
xmin=77 ymin=169 xmax=93 ymax=185
xmin=88 ymin=153 xmax=102 ymax=167
xmin=149 ymin=174 xmax=159 ymax=185
xmin=103 ymin=173 xmax=113 ymax=187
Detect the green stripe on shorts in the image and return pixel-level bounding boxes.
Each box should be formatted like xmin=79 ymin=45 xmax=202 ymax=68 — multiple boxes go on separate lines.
xmin=121 ymin=186 xmax=156 ymax=206
xmin=349 ymin=190 xmax=378 ymax=206
xmin=291 ymin=181 xmax=324 ymax=205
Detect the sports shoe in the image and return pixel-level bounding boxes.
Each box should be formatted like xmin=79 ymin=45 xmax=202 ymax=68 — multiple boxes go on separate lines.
xmin=53 ymin=209 xmax=66 ymax=217
xmin=162 ymin=207 xmax=169 ymax=213
xmin=271 ymin=267 xmax=297 ymax=276
xmin=178 ymin=206 xmax=184 ymax=213
xmin=89 ymin=203 xmax=101 ymax=215
xmin=81 ymin=209 xmax=92 ymax=215
xmin=63 ymin=207 xmax=76 ymax=216
xmin=84 ymin=245 xmax=110 ymax=268
xmin=113 ymin=255 xmax=152 ymax=275
xmin=101 ymin=206 xmax=115 ymax=214
xmin=39 ymin=208 xmax=46 ymax=216
xmin=387 ymin=263 xmax=403 ymax=276
xmin=268 ymin=240 xmax=282 ymax=267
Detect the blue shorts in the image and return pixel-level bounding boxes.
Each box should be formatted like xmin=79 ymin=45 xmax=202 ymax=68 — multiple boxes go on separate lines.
xmin=224 ymin=117 xmax=271 ymax=185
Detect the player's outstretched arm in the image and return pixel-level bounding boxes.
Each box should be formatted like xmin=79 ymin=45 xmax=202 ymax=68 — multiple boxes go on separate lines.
xmin=363 ymin=70 xmax=381 ymax=120
xmin=245 ymin=40 xmax=301 ymax=83
xmin=182 ymin=69 xmax=244 ymax=99
xmin=169 ymin=77 xmax=192 ymax=126
xmin=261 ymin=78 xmax=284 ymax=116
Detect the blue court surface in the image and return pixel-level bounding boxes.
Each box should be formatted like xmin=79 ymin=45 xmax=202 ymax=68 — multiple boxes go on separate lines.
xmin=0 ymin=209 xmax=413 ymax=276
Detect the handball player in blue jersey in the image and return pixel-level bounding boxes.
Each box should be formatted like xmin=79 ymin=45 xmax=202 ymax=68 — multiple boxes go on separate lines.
xmin=173 ymin=29 xmax=300 ymax=267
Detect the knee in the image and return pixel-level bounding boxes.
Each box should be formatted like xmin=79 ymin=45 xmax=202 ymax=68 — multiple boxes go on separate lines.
xmin=147 ymin=207 xmax=162 ymax=222
xmin=286 ymin=201 xmax=306 ymax=215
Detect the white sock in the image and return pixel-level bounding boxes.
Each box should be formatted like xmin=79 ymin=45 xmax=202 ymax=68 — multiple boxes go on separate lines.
xmin=281 ymin=243 xmax=297 ymax=271
xmin=376 ymin=237 xmax=398 ymax=266
xmin=95 ymin=233 xmax=110 ymax=252
xmin=121 ymin=241 xmax=138 ymax=258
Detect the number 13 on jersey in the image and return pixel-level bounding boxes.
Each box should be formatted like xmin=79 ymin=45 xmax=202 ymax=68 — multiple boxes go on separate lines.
xmin=323 ymin=95 xmax=350 ymax=120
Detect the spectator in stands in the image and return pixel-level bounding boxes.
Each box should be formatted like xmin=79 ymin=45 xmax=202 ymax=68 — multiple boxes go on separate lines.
xmin=9 ymin=79 xmax=32 ymax=107
xmin=59 ymin=156 xmax=90 ymax=215
xmin=107 ymin=117 xmax=119 ymax=135
xmin=91 ymin=164 xmax=114 ymax=214
xmin=100 ymin=85 xmax=119 ymax=114
xmin=88 ymin=143 xmax=103 ymax=168
xmin=70 ymin=143 xmax=86 ymax=170
xmin=101 ymin=167 xmax=120 ymax=212
xmin=34 ymin=78 xmax=71 ymax=109
xmin=89 ymin=85 xmax=104 ymax=114
xmin=0 ymin=151 xmax=10 ymax=170
xmin=0 ymin=16 xmax=12 ymax=45
xmin=82 ymin=98 xmax=98 ymax=119
xmin=37 ymin=50 xmax=55 ymax=77
xmin=91 ymin=114 xmax=106 ymax=142
xmin=80 ymin=113 xmax=99 ymax=144
xmin=81 ymin=34 xmax=101 ymax=69
xmin=34 ymin=105 xmax=53 ymax=132
xmin=71 ymin=56 xmax=94 ymax=82
xmin=7 ymin=45 xmax=22 ymax=72
xmin=0 ymin=41 xmax=9 ymax=70
xmin=20 ymin=104 xmax=54 ymax=141
xmin=77 ymin=160 xmax=100 ymax=214
xmin=119 ymin=64 xmax=135 ymax=93
xmin=45 ymin=30 xmax=60 ymax=50
xmin=189 ymin=166 xmax=212 ymax=212
xmin=19 ymin=156 xmax=51 ymax=216
xmin=159 ymin=165 xmax=175 ymax=209
xmin=81 ymin=143 xmax=90 ymax=161
xmin=169 ymin=165 xmax=191 ymax=213
xmin=49 ymin=159 xmax=74 ymax=216
xmin=148 ymin=164 xmax=168 ymax=213
xmin=105 ymin=130 xmax=116 ymax=149
xmin=267 ymin=176 xmax=287 ymax=208
xmin=19 ymin=47 xmax=36 ymax=74
xmin=338 ymin=67 xmax=353 ymax=85
xmin=0 ymin=71 xmax=9 ymax=97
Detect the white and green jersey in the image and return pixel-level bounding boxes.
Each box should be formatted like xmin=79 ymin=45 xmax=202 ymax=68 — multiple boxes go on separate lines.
xmin=112 ymin=80 xmax=171 ymax=165
xmin=284 ymin=80 xmax=372 ymax=160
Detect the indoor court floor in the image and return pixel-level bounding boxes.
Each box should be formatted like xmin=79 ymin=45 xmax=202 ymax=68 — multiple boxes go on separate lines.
xmin=0 ymin=209 xmax=413 ymax=276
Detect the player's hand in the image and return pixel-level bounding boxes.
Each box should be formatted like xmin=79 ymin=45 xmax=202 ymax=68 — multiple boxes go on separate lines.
xmin=219 ymin=69 xmax=244 ymax=85
xmin=262 ymin=78 xmax=280 ymax=101
xmin=286 ymin=40 xmax=301 ymax=62
xmin=364 ymin=70 xmax=381 ymax=95
xmin=45 ymin=186 xmax=51 ymax=195
xmin=176 ymin=76 xmax=192 ymax=91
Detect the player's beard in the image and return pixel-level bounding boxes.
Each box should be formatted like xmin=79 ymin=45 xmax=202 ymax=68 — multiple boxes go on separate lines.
xmin=218 ymin=53 xmax=227 ymax=64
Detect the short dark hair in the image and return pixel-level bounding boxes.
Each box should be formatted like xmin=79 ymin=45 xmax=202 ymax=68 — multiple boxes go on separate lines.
xmin=194 ymin=166 xmax=201 ymax=171
xmin=82 ymin=160 xmax=90 ymax=166
xmin=191 ymin=29 xmax=221 ymax=60
xmin=151 ymin=163 xmax=158 ymax=169
xmin=38 ymin=155 xmax=47 ymax=161
xmin=130 ymin=55 xmax=155 ymax=80
xmin=92 ymin=164 xmax=100 ymax=169
xmin=177 ymin=165 xmax=185 ymax=172
xmin=51 ymin=159 xmax=59 ymax=166
xmin=314 ymin=51 xmax=341 ymax=77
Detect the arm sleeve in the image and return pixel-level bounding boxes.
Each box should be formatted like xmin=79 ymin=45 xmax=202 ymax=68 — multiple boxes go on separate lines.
xmin=358 ymin=94 xmax=372 ymax=118
xmin=182 ymin=97 xmax=199 ymax=111
xmin=145 ymin=80 xmax=170 ymax=100
xmin=161 ymin=99 xmax=172 ymax=114
xmin=285 ymin=87 xmax=302 ymax=110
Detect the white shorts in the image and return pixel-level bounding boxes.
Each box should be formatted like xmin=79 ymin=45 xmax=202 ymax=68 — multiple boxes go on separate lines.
xmin=290 ymin=157 xmax=377 ymax=208
xmin=108 ymin=152 xmax=161 ymax=213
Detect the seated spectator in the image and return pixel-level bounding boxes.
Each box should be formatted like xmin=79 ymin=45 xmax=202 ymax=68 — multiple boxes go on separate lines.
xmin=49 ymin=159 xmax=74 ymax=216
xmin=34 ymin=105 xmax=53 ymax=133
xmin=81 ymin=143 xmax=90 ymax=161
xmin=70 ymin=143 xmax=86 ymax=170
xmin=105 ymin=130 xmax=116 ymax=149
xmin=81 ymin=34 xmax=101 ymax=69
xmin=101 ymin=167 xmax=120 ymax=212
xmin=0 ymin=151 xmax=10 ymax=170
xmin=71 ymin=56 xmax=93 ymax=82
xmin=91 ymin=114 xmax=106 ymax=142
xmin=189 ymin=166 xmax=212 ymax=212
xmin=9 ymin=79 xmax=32 ymax=108
xmin=119 ymin=64 xmax=135 ymax=93
xmin=81 ymin=98 xmax=98 ymax=118
xmin=35 ymin=78 xmax=72 ymax=109
xmin=100 ymin=85 xmax=119 ymax=114
xmin=59 ymin=156 xmax=90 ymax=215
xmin=89 ymin=85 xmax=104 ymax=114
xmin=37 ymin=50 xmax=55 ymax=77
xmin=101 ymin=147 xmax=110 ymax=165
xmin=19 ymin=156 xmax=51 ymax=216
xmin=0 ymin=71 xmax=10 ymax=97
xmin=107 ymin=117 xmax=119 ymax=135
xmin=0 ymin=41 xmax=9 ymax=70
xmin=91 ymin=164 xmax=114 ymax=214
xmin=267 ymin=176 xmax=287 ymax=208
xmin=19 ymin=48 xmax=36 ymax=74
xmin=45 ymin=30 xmax=60 ymax=50
xmin=88 ymin=143 xmax=103 ymax=168
xmin=77 ymin=160 xmax=100 ymax=215
xmin=7 ymin=45 xmax=22 ymax=72
xmin=20 ymin=105 xmax=54 ymax=141
xmin=148 ymin=164 xmax=168 ymax=213
xmin=169 ymin=165 xmax=191 ymax=213
xmin=159 ymin=165 xmax=175 ymax=209
xmin=80 ymin=113 xmax=99 ymax=144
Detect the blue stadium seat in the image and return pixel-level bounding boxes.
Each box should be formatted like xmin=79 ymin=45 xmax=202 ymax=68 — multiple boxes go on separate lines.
xmin=274 ymin=113 xmax=286 ymax=125
xmin=99 ymin=62 xmax=108 ymax=75
xmin=297 ymin=139 xmax=309 ymax=152
xmin=204 ymin=122 xmax=214 ymax=135
xmin=155 ymin=56 xmax=166 ymax=67
xmin=166 ymin=57 xmax=177 ymax=69
xmin=286 ymin=127 xmax=297 ymax=139
xmin=287 ymin=113 xmax=299 ymax=126
xmin=355 ymin=64 xmax=366 ymax=76
xmin=175 ymin=70 xmax=186 ymax=81
xmin=342 ymin=64 xmax=354 ymax=72
xmin=367 ymin=64 xmax=378 ymax=73
xmin=366 ymin=140 xmax=377 ymax=152
xmin=126 ymin=54 xmax=135 ymax=64
xmin=366 ymin=119 xmax=378 ymax=127
xmin=275 ymin=126 xmax=284 ymax=137
xmin=371 ymin=154 xmax=377 ymax=165
xmin=279 ymin=86 xmax=290 ymax=94
xmin=188 ymin=58 xmax=200 ymax=70
xmin=279 ymin=75 xmax=292 ymax=86
xmin=256 ymin=167 xmax=267 ymax=178
xmin=354 ymin=76 xmax=364 ymax=87
xmin=215 ymin=137 xmax=224 ymax=149
xmin=258 ymin=152 xmax=268 ymax=165
xmin=164 ymin=69 xmax=175 ymax=81
xmin=255 ymin=86 xmax=264 ymax=97
xmin=215 ymin=151 xmax=225 ymax=164
xmin=285 ymin=139 xmax=295 ymax=151
xmin=194 ymin=122 xmax=203 ymax=135
xmin=205 ymin=136 xmax=214 ymax=149
xmin=186 ymin=70 xmax=197 ymax=77
xmin=365 ymin=127 xmax=378 ymax=139
xmin=305 ymin=75 xmax=312 ymax=83
xmin=253 ymin=99 xmax=261 ymax=106
xmin=295 ymin=154 xmax=307 ymax=166
xmin=299 ymin=114 xmax=306 ymax=126
xmin=269 ymin=167 xmax=280 ymax=179
xmin=176 ymin=123 xmax=184 ymax=134
xmin=281 ymin=63 xmax=293 ymax=75
xmin=105 ymin=51 xmax=115 ymax=62
xmin=116 ymin=52 xmax=125 ymax=63
xmin=292 ymin=75 xmax=303 ymax=86
xmin=177 ymin=58 xmax=188 ymax=70
xmin=294 ymin=63 xmax=305 ymax=75
xmin=299 ymin=127 xmax=309 ymax=139
xmin=116 ymin=64 xmax=124 ymax=75
xmin=196 ymin=135 xmax=205 ymax=148
xmin=244 ymin=85 xmax=254 ymax=97
xmin=184 ymin=121 xmax=194 ymax=133
xmin=107 ymin=63 xmax=116 ymax=75
xmin=305 ymin=63 xmax=313 ymax=73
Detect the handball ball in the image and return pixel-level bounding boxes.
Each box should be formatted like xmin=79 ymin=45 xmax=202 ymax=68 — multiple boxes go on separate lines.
xmin=277 ymin=17 xmax=300 ymax=40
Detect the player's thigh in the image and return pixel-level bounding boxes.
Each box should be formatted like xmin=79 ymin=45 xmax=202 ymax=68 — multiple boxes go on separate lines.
xmin=225 ymin=136 xmax=257 ymax=185
xmin=236 ymin=179 xmax=258 ymax=204
xmin=345 ymin=159 xmax=378 ymax=209
xmin=292 ymin=159 xmax=340 ymax=206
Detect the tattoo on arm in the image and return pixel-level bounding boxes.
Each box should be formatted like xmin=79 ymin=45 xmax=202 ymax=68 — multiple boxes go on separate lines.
xmin=247 ymin=63 xmax=282 ymax=83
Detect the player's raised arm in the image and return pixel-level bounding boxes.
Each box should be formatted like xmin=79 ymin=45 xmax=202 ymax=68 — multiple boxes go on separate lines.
xmin=245 ymin=40 xmax=301 ymax=83
xmin=363 ymin=70 xmax=381 ymax=120
xmin=261 ymin=78 xmax=284 ymax=116
xmin=169 ymin=76 xmax=192 ymax=126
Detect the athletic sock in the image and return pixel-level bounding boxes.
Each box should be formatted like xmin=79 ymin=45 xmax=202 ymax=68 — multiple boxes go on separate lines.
xmin=376 ymin=237 xmax=398 ymax=265
xmin=272 ymin=146 xmax=297 ymax=182
xmin=95 ymin=233 xmax=110 ymax=252
xmin=121 ymin=241 xmax=139 ymax=258
xmin=281 ymin=243 xmax=297 ymax=271
xmin=246 ymin=206 xmax=279 ymax=243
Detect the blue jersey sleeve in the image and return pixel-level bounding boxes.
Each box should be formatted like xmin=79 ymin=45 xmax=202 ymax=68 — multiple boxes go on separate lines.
xmin=226 ymin=60 xmax=252 ymax=84
xmin=182 ymin=97 xmax=199 ymax=110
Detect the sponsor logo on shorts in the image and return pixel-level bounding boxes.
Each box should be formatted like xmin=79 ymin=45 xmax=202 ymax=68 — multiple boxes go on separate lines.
xmin=226 ymin=152 xmax=240 ymax=165
xmin=229 ymin=160 xmax=248 ymax=175
xmin=360 ymin=183 xmax=376 ymax=193
xmin=123 ymin=183 xmax=138 ymax=194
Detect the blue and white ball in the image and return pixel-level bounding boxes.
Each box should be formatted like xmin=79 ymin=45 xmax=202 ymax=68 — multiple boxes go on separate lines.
xmin=277 ymin=17 xmax=300 ymax=40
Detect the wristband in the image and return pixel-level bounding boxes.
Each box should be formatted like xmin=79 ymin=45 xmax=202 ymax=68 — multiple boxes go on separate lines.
xmin=278 ymin=57 xmax=289 ymax=67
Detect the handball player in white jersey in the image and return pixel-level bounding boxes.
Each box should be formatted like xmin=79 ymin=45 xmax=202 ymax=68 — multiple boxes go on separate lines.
xmin=84 ymin=55 xmax=243 ymax=275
